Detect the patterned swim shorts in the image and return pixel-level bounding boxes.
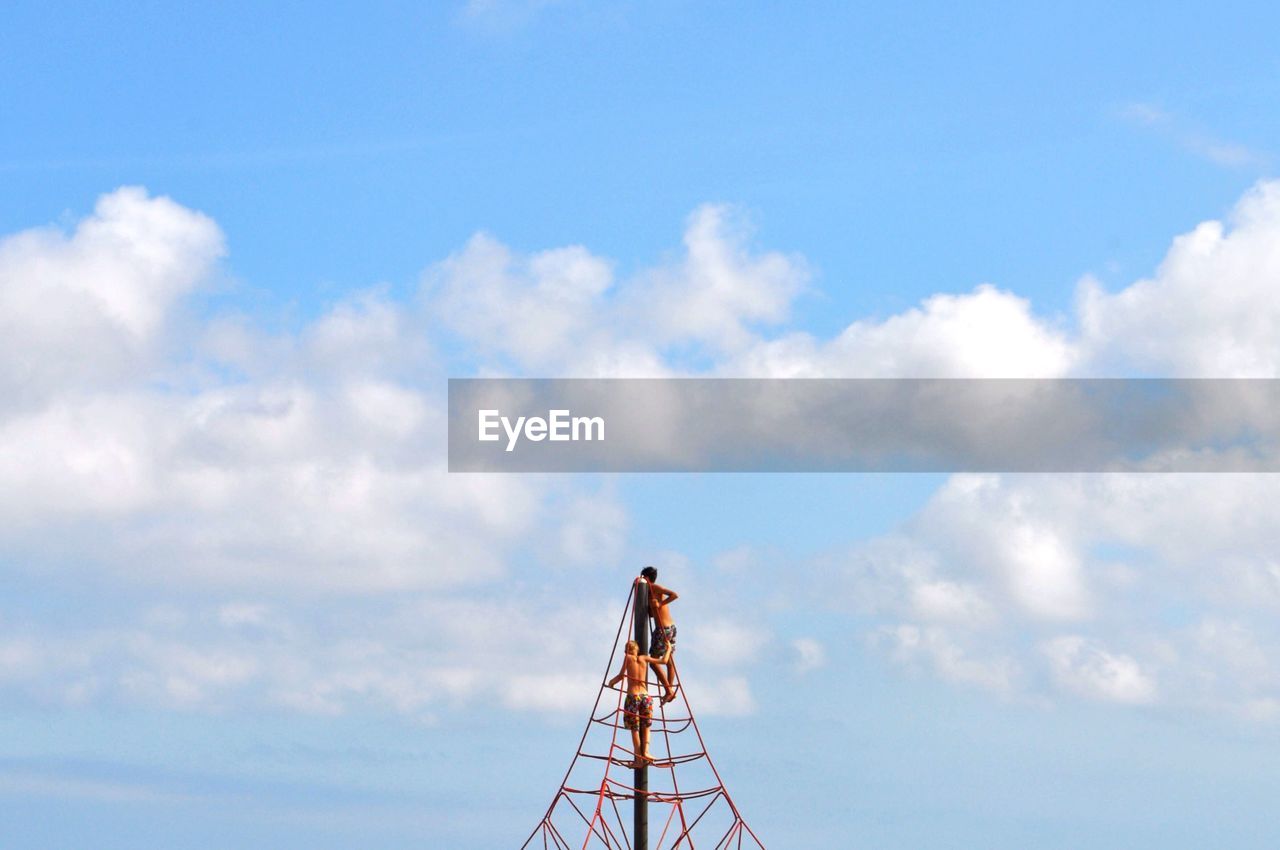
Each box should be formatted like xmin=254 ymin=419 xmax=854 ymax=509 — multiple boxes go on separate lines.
xmin=623 ymin=693 xmax=653 ymax=730
xmin=650 ymin=624 xmax=677 ymax=658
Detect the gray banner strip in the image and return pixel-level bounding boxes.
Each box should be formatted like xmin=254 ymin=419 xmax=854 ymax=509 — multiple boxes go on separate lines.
xmin=447 ymin=379 xmax=1280 ymax=472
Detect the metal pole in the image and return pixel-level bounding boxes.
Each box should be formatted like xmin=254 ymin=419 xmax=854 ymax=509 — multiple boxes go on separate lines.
xmin=633 ymin=579 xmax=649 ymax=850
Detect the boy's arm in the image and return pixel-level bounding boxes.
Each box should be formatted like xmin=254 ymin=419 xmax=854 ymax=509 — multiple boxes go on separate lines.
xmin=650 ymin=583 xmax=679 ymax=605
xmin=606 ymin=663 xmax=626 ymax=688
xmin=645 ymin=645 xmax=673 ymax=665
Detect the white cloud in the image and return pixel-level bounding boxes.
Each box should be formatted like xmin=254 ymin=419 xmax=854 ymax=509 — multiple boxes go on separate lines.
xmin=0 ymin=186 xmax=223 ymax=410
xmin=679 ymin=675 xmax=756 ymax=717
xmin=216 ymin=602 xmax=273 ymax=629
xmin=915 ymin=475 xmax=1092 ymax=622
xmin=429 ymin=234 xmax=624 ymax=373
xmin=554 ymin=488 xmax=628 ymax=567
xmin=0 ymin=191 xmax=585 ymax=594
xmin=727 ymin=284 xmax=1076 ymax=378
xmin=1118 ymin=101 xmax=1267 ymax=170
xmin=426 ymin=204 xmax=809 ymax=376
xmin=790 ymin=638 xmax=826 ymax=673
xmin=1117 ymin=102 xmax=1171 ymax=127
xmin=875 ymin=624 xmax=1018 ymax=693
xmin=0 ymin=639 xmax=41 ymax=680
xmin=120 ymin=637 xmax=261 ymax=708
xmin=0 ymin=593 xmax=624 ymax=718
xmin=687 ymin=619 xmax=768 ymax=667
xmin=1042 ymin=635 xmax=1156 ymax=705
xmin=635 ymin=205 xmax=808 ymax=354
xmin=10 ymin=179 xmax=1280 ymax=726
xmin=725 ymin=178 xmax=1280 ymax=384
xmin=1080 ymin=181 xmax=1280 ymax=377
xmin=910 ymin=580 xmax=995 ymax=626
xmin=0 ymin=584 xmax=761 ymax=719
xmin=0 ymin=379 xmax=543 ymax=591
xmin=832 ymin=471 xmax=1280 ymax=713
xmin=503 ymin=673 xmax=603 ymax=714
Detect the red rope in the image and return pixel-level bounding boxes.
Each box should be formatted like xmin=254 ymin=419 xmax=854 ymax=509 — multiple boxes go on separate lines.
xmin=520 ymin=578 xmax=767 ymax=849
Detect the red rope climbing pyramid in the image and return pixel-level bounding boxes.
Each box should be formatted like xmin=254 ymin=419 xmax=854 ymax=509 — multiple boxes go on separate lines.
xmin=520 ymin=579 xmax=767 ymax=849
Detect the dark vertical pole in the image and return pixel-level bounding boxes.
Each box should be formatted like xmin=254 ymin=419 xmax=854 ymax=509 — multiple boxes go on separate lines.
xmin=633 ymin=579 xmax=649 ymax=850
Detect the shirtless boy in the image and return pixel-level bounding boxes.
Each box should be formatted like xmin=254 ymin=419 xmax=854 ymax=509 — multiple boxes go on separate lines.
xmin=606 ymin=638 xmax=671 ymax=766
xmin=640 ymin=566 xmax=679 ymax=704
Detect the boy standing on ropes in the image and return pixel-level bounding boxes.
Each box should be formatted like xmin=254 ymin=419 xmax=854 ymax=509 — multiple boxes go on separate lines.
xmin=606 ymin=637 xmax=671 ymax=766
xmin=640 ymin=566 xmax=679 ymax=704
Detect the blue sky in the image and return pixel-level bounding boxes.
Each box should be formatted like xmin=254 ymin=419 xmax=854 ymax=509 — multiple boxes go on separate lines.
xmin=5 ymin=2 xmax=1280 ymax=848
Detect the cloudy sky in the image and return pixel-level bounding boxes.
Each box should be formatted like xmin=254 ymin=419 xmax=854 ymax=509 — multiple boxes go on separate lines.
xmin=5 ymin=2 xmax=1280 ymax=848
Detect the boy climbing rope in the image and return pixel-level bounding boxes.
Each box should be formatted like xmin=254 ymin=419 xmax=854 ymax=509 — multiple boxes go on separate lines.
xmin=640 ymin=566 xmax=679 ymax=704
xmin=520 ymin=575 xmax=768 ymax=849
xmin=606 ymin=637 xmax=671 ymax=766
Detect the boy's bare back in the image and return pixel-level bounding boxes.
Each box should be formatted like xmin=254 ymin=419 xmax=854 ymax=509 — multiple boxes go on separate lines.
xmin=621 ymin=655 xmax=650 ymax=694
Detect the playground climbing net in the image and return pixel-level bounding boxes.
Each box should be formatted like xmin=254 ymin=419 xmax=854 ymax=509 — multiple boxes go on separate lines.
xmin=520 ymin=580 xmax=767 ymax=849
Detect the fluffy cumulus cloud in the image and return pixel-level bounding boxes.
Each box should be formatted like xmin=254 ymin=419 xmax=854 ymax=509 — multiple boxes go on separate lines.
xmin=1078 ymin=181 xmax=1280 ymax=377
xmin=831 ymin=472 xmax=1280 ymax=714
xmin=728 ymin=284 xmax=1077 ymax=378
xmin=0 ymin=188 xmax=606 ymax=717
xmin=7 ymin=179 xmax=1280 ymax=722
xmin=427 ymin=203 xmax=807 ymax=376
xmin=0 ymin=189 xmax=809 ymax=719
xmin=0 ymin=187 xmax=223 ymax=410
xmin=0 ymin=189 xmax=676 ymax=597
xmin=762 ymin=180 xmax=1280 ymax=715
xmin=1042 ymin=635 xmax=1156 ymax=705
xmin=874 ymin=623 xmax=1018 ymax=693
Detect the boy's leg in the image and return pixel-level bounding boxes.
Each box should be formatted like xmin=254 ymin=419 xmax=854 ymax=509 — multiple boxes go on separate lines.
xmin=652 ymin=662 xmax=674 ymax=701
xmin=651 ymin=626 xmax=678 ymax=703
xmin=656 ymin=658 xmax=678 ymax=703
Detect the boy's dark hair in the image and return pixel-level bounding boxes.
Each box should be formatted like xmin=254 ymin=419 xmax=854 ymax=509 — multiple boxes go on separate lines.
xmin=640 ymin=566 xmax=658 ymax=582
